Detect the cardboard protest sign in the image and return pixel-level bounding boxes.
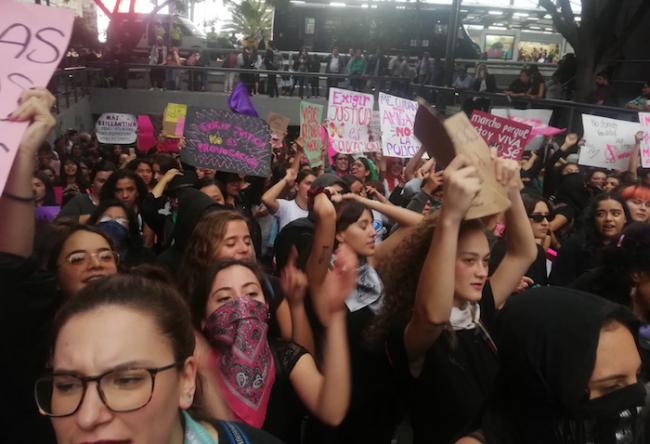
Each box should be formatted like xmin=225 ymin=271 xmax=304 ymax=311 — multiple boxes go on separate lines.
xmin=579 ymin=114 xmax=640 ymax=170
xmin=414 ymin=105 xmax=510 ymax=220
xmin=638 ymin=113 xmax=650 ymax=168
xmin=0 ymin=1 xmax=74 ymax=196
xmin=470 ymin=110 xmax=532 ymax=161
xmin=95 ymin=113 xmax=137 ymax=144
xmin=136 ymin=115 xmax=157 ymax=153
xmin=299 ymin=102 xmax=324 ymax=167
xmin=267 ymin=112 xmax=290 ymax=136
xmin=327 ymin=88 xmax=379 ymax=154
xmin=378 ymin=93 xmax=420 ymax=158
xmin=182 ymin=107 xmax=271 ymax=177
xmin=163 ymin=103 xmax=187 ymax=138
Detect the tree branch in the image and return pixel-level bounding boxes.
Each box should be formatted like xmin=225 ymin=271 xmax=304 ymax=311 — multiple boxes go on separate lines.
xmin=538 ymin=0 xmax=578 ymax=48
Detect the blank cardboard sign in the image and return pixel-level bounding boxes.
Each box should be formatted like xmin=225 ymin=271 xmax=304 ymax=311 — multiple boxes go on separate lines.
xmin=414 ymin=104 xmax=510 ymax=220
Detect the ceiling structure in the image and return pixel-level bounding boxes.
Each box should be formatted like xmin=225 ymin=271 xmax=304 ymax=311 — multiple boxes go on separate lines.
xmin=288 ymin=0 xmax=582 ymax=33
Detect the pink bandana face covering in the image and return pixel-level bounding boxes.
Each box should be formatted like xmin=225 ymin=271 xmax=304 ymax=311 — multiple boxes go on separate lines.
xmin=203 ymin=297 xmax=275 ymax=428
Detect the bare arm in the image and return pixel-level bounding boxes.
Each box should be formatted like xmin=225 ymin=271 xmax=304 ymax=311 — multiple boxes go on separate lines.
xmin=281 ymin=248 xmax=316 ymax=354
xmin=306 ymin=193 xmax=336 ymax=291
xmin=629 ymin=131 xmax=645 ymax=180
xmin=489 ymin=163 xmax=537 ymax=308
xmin=0 ymin=88 xmax=55 ymax=257
xmin=404 ymin=145 xmax=426 ymax=181
xmin=151 ymin=168 xmax=182 ymax=198
xmin=261 ymin=168 xmax=296 ymax=214
xmin=404 ymin=155 xmax=481 ymax=376
xmin=344 ymin=193 xmax=424 ymax=227
xmin=290 ymin=244 xmax=356 ymax=426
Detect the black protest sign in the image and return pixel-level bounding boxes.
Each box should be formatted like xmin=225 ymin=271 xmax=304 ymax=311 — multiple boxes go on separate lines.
xmin=182 ymin=107 xmax=272 ymax=177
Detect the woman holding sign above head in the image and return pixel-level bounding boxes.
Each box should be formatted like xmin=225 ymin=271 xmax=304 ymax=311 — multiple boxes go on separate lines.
xmin=368 ymin=153 xmax=537 ymax=444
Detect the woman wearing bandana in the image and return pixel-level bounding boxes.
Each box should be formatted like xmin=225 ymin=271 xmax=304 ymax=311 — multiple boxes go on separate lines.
xmin=457 ymin=287 xmax=647 ymax=444
xmin=36 ymin=274 xmax=283 ymax=444
xmin=369 ymin=154 xmax=537 ymax=444
xmin=192 ymin=247 xmax=357 ymax=443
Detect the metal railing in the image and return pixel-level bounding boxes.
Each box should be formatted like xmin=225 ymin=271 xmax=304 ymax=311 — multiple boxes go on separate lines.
xmin=49 ymin=64 xmax=642 ymax=134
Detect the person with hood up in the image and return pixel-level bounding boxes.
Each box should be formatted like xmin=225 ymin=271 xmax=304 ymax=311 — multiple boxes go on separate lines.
xmin=457 ymin=287 xmax=646 ymax=444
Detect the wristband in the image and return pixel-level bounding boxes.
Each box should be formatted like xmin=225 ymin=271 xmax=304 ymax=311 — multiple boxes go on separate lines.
xmin=2 ymin=191 xmax=36 ymax=203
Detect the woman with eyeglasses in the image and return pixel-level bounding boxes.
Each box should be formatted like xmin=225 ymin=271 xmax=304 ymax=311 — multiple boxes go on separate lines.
xmin=35 ymin=274 xmax=282 ymax=444
xmin=0 ymin=88 xmax=121 ymax=443
xmin=489 ymin=192 xmax=552 ymax=288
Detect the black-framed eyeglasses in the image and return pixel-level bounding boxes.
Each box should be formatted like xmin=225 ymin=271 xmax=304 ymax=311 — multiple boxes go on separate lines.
xmin=34 ymin=363 xmax=179 ymax=417
xmin=528 ymin=213 xmax=551 ymax=223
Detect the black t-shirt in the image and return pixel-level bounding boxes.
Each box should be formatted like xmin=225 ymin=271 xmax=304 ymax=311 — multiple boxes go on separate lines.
xmin=210 ymin=419 xmax=286 ymax=443
xmin=0 ymin=253 xmax=59 ymax=444
xmin=387 ymin=284 xmax=499 ymax=444
xmin=263 ymin=339 xmax=308 ymax=444
xmin=490 ymin=240 xmax=548 ymax=286
xmin=507 ymin=79 xmax=530 ymax=94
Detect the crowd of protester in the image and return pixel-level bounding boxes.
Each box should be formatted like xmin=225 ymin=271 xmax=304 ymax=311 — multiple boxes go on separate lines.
xmin=3 ymin=86 xmax=650 ymax=444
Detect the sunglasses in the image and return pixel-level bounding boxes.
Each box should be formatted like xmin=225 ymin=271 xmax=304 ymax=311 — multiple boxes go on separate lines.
xmin=528 ymin=213 xmax=552 ymax=223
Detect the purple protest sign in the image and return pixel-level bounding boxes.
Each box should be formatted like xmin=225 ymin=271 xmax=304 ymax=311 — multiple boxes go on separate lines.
xmin=0 ymin=1 xmax=74 ymax=197
xmin=181 ymin=107 xmax=271 ymax=177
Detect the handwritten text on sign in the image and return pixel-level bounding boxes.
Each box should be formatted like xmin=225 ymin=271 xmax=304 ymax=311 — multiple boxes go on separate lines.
xmin=638 ymin=113 xmax=650 ymax=168
xmin=470 ymin=110 xmax=532 ymax=161
xmin=95 ymin=113 xmax=137 ymax=144
xmin=0 ymin=1 xmax=74 ymax=196
xmin=378 ymin=92 xmax=420 ymax=158
xmin=327 ymin=88 xmax=379 ymax=154
xmin=300 ymin=101 xmax=324 ymax=167
xmin=181 ymin=107 xmax=271 ymax=177
xmin=579 ymin=114 xmax=640 ymax=170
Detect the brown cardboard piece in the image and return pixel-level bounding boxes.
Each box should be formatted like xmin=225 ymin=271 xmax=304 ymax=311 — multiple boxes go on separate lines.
xmin=266 ymin=112 xmax=291 ymax=135
xmin=414 ymin=104 xmax=510 ymax=220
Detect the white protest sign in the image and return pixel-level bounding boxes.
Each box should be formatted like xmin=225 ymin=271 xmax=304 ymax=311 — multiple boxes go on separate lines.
xmin=638 ymin=113 xmax=650 ymax=168
xmin=326 ymin=88 xmax=379 ymax=154
xmin=378 ymin=92 xmax=420 ymax=158
xmin=0 ymin=1 xmax=74 ymax=196
xmin=579 ymin=114 xmax=640 ymax=170
xmin=95 ymin=113 xmax=138 ymax=144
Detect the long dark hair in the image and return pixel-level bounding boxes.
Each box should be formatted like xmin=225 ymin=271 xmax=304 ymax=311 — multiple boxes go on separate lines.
xmin=99 ymin=169 xmax=148 ymax=208
xmin=87 ymin=199 xmax=143 ymax=248
xmin=581 ymin=192 xmax=631 ymax=250
xmin=189 ymin=258 xmax=269 ymax=330
xmin=33 ymin=171 xmax=57 ymax=206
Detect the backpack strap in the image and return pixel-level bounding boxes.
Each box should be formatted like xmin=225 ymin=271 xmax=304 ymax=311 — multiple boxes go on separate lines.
xmin=213 ymin=420 xmax=251 ymax=444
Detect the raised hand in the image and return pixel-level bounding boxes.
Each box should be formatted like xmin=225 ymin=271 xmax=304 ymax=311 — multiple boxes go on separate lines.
xmin=281 ymin=247 xmax=309 ymax=307
xmin=635 ymin=131 xmax=645 ymax=144
xmin=562 ymin=133 xmax=578 ymax=149
xmin=285 ymin=168 xmax=298 ymax=187
xmin=491 ymin=152 xmax=522 ymax=193
xmin=441 ymin=154 xmax=482 ymax=222
xmin=8 ymin=88 xmax=56 ymax=155
xmin=316 ymin=243 xmax=358 ymax=325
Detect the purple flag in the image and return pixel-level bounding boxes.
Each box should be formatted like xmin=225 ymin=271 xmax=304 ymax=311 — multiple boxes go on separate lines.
xmin=228 ymin=81 xmax=259 ymax=117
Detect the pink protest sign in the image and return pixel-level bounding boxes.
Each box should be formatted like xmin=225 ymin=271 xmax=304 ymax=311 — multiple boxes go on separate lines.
xmin=326 ymin=88 xmax=379 ymax=154
xmin=0 ymin=1 xmax=74 ymax=196
xmin=638 ymin=113 xmax=650 ymax=168
xmin=470 ymin=110 xmax=532 ymax=160
xmin=136 ymin=115 xmax=157 ymax=153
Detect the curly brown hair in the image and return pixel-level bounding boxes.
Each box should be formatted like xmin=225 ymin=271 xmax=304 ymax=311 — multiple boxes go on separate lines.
xmin=178 ymin=210 xmax=248 ymax=306
xmin=368 ymin=214 xmax=485 ymax=346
